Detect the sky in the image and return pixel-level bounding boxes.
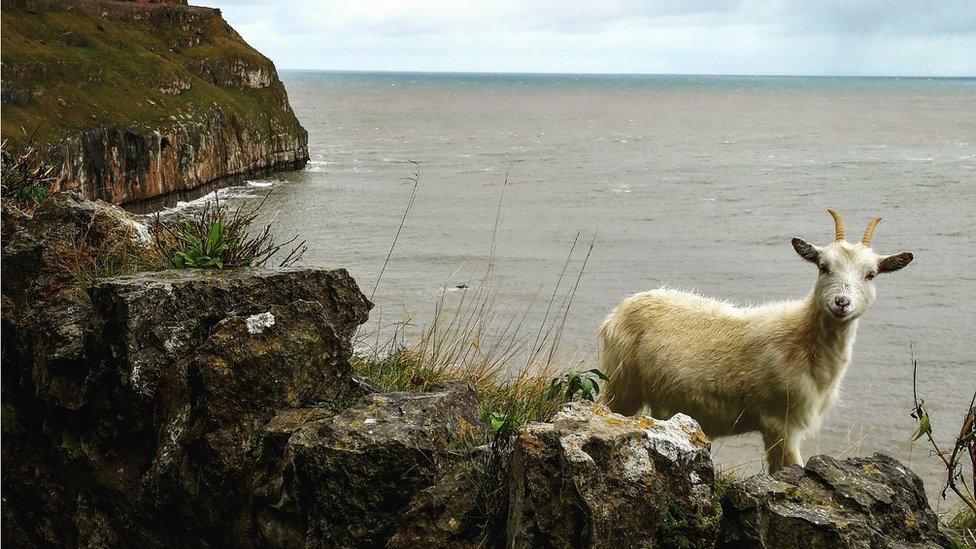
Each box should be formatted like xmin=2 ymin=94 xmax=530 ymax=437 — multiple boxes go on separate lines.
xmin=196 ymin=1 xmax=976 ymax=76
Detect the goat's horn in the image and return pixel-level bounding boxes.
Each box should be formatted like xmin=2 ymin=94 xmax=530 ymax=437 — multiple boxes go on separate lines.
xmin=827 ymin=208 xmax=845 ymax=242
xmin=861 ymin=217 xmax=882 ymax=246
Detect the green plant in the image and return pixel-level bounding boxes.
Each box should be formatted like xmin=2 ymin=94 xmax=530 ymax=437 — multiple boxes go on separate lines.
xmin=549 ymin=368 xmax=608 ymax=402
xmin=481 ymin=410 xmax=509 ymax=437
xmin=170 ymin=218 xmax=230 ymax=268
xmin=150 ymin=192 xmax=306 ymax=270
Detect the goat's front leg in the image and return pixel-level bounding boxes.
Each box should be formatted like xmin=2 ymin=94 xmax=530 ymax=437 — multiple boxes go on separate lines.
xmin=762 ymin=428 xmax=803 ymax=474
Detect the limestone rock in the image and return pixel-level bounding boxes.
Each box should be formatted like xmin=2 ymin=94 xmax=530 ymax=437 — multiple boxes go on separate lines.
xmin=1 ymin=192 xmax=144 ymax=304
xmin=289 ymin=381 xmax=482 ymax=547
xmin=506 ymin=402 xmax=720 ymax=548
xmin=388 ymin=464 xmax=485 ymax=548
xmin=719 ymin=453 xmax=951 ymax=548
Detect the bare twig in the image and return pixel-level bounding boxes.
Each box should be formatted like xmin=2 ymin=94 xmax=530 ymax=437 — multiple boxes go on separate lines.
xmin=909 ymin=344 xmax=976 ymax=514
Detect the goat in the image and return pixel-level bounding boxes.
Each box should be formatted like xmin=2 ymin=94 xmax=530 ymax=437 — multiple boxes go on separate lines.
xmin=598 ymin=210 xmax=913 ymax=472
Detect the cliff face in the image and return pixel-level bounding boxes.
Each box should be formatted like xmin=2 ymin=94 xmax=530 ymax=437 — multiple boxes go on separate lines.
xmin=1 ymin=0 xmax=308 ymax=207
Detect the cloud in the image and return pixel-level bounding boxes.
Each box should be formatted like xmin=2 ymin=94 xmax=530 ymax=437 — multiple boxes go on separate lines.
xmin=196 ymin=0 xmax=976 ymax=76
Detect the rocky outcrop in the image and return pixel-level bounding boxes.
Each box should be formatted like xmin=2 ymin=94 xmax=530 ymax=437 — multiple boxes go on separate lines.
xmin=1 ymin=0 xmax=309 ymax=207
xmin=1 ymin=196 xmax=372 ymax=546
xmin=0 ymin=192 xmax=144 ymax=308
xmin=719 ymin=453 xmax=951 ymax=548
xmin=2 ymin=195 xmax=960 ymax=548
xmin=506 ymin=402 xmax=720 ymax=548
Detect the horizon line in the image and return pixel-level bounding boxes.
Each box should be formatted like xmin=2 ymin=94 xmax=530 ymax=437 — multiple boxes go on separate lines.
xmin=276 ymin=68 xmax=976 ymax=80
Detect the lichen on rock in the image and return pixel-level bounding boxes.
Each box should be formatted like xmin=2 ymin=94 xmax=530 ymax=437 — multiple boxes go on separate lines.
xmin=506 ymin=402 xmax=720 ymax=548
xmin=719 ymin=453 xmax=951 ymax=548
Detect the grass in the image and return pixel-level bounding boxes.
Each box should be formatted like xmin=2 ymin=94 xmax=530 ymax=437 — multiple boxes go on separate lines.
xmin=351 ymin=280 xmax=583 ymax=441
xmin=713 ymin=467 xmax=740 ymax=501
xmin=350 ymin=222 xmax=600 ymax=543
xmin=24 ymin=183 xmax=305 ymax=288
xmin=948 ymin=505 xmax=976 ymax=547
xmin=52 ymin=227 xmax=152 ymax=287
xmin=350 ymin=314 xmax=580 ymax=547
xmin=1 ymin=2 xmax=304 ymax=150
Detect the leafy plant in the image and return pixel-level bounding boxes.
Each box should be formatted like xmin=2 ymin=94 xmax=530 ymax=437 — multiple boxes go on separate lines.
xmin=150 ymin=192 xmax=306 ymax=270
xmin=481 ymin=410 xmax=511 ymax=438
xmin=549 ymin=368 xmax=609 ymax=402
xmin=170 ymin=218 xmax=230 ymax=268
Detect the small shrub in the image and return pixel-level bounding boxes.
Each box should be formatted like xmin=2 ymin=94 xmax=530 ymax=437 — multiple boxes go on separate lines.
xmin=909 ymin=349 xmax=976 ymax=517
xmin=149 ymin=192 xmax=306 ymax=270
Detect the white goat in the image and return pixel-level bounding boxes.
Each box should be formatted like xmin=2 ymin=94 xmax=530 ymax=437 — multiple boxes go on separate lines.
xmin=598 ymin=210 xmax=913 ymax=472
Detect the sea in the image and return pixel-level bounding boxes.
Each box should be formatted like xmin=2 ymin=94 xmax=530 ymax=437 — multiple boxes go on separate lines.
xmin=190 ymin=71 xmax=976 ymax=506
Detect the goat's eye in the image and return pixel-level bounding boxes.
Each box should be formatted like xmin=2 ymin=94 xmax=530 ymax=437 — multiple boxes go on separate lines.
xmin=818 ymin=265 xmax=830 ymax=275
xmin=865 ymin=272 xmax=876 ymax=280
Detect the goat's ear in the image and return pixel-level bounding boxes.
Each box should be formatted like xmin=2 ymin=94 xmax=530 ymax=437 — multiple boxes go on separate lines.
xmin=791 ymin=237 xmax=820 ymax=263
xmin=878 ymin=251 xmax=914 ymax=273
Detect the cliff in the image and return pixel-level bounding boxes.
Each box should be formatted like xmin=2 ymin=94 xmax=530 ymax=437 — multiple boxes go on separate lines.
xmin=1 ymin=0 xmax=308 ymax=207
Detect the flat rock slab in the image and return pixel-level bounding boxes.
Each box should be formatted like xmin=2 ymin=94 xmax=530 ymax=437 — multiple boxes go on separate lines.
xmin=507 ymin=402 xmax=719 ymax=548
xmin=719 ymin=453 xmax=950 ymax=548
xmin=91 ymin=267 xmax=370 ymax=406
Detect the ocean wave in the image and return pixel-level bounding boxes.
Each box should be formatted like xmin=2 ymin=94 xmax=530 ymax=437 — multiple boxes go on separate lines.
xmin=162 ymin=184 xmax=262 ymax=214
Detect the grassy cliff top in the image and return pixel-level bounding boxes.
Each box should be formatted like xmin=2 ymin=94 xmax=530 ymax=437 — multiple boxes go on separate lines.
xmin=1 ymin=0 xmax=304 ymax=146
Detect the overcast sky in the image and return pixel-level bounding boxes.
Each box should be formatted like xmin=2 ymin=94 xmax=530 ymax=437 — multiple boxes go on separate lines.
xmin=196 ymin=1 xmax=976 ymax=76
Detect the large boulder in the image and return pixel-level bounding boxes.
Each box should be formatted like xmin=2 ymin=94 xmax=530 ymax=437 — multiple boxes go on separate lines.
xmin=2 ymin=195 xmax=374 ymax=547
xmin=506 ymin=402 xmax=719 ymax=548
xmin=89 ymin=268 xmax=370 ymax=437
xmin=719 ymin=453 xmax=951 ymax=548
xmin=288 ymin=380 xmax=482 ymax=547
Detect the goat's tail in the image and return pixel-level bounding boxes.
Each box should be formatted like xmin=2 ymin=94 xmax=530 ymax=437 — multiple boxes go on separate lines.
xmin=598 ymin=313 xmax=643 ymax=416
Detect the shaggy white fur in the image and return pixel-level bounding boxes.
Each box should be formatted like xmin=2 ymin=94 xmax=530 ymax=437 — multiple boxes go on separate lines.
xmin=599 ymin=210 xmax=913 ymax=472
